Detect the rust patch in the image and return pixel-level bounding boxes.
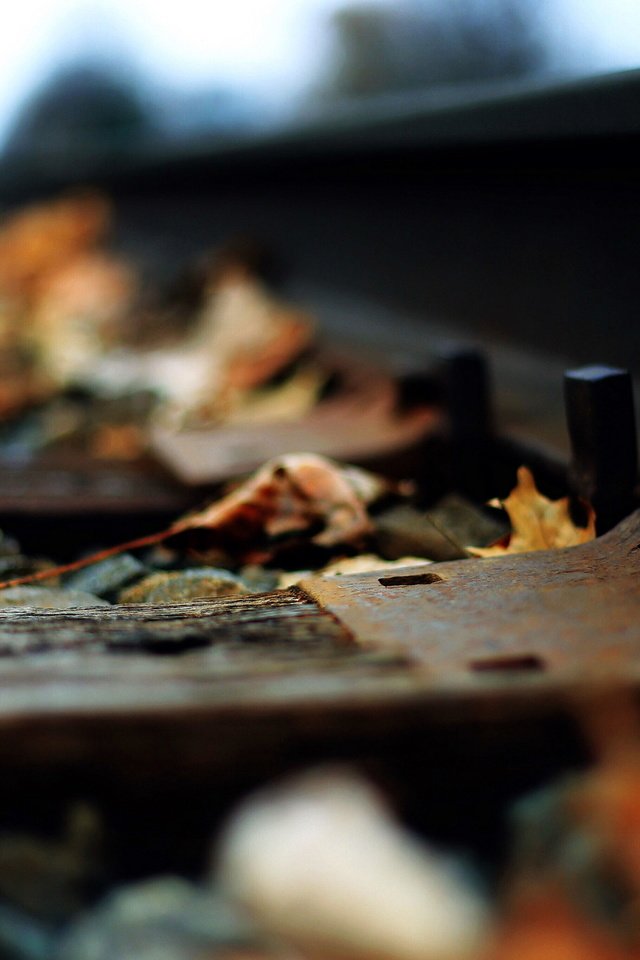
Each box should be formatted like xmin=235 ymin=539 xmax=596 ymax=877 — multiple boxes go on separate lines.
xmin=300 ymin=510 xmax=640 ymax=679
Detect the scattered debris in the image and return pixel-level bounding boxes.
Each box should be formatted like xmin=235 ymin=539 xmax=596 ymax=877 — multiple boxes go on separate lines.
xmin=0 ymin=192 xmax=136 ymax=412
xmin=0 ymin=193 xmax=334 ymax=460
xmin=1 ymin=751 xmax=639 ymax=958
xmin=152 ymin=271 xmax=317 ymax=426
xmin=0 ymin=454 xmax=398 ymax=589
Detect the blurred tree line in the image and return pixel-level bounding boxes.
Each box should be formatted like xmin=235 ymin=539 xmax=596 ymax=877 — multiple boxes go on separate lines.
xmin=1 ymin=0 xmax=548 ymax=159
xmin=5 ymin=65 xmax=152 ymax=157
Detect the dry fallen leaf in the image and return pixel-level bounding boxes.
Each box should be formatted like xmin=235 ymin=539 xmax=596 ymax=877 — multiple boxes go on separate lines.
xmin=0 ymin=454 xmax=395 ymax=589
xmin=278 ymin=554 xmax=431 ymax=589
xmin=487 ymin=889 xmax=629 ymax=960
xmin=468 ymin=466 xmax=596 ymax=557
xmin=29 ymin=251 xmax=137 ymax=387
xmin=224 ymin=363 xmax=328 ymax=425
xmin=0 ymin=193 xmax=110 ymax=300
xmin=0 ymin=192 xmax=129 ymax=414
xmin=150 ymin=274 xmax=316 ymax=425
xmin=175 ymin=452 xmax=390 ymax=562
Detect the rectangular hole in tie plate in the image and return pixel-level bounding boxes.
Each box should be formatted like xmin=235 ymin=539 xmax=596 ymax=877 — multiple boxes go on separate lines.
xmin=378 ymin=572 xmax=445 ymax=587
xmin=470 ymin=654 xmax=546 ymax=673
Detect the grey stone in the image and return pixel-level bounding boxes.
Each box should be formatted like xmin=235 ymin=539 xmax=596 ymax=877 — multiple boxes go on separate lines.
xmin=0 ymin=588 xmax=111 ymax=610
xmin=375 ymin=495 xmax=508 ymax=562
xmin=65 ymin=554 xmax=147 ymax=598
xmin=141 ymin=543 xmax=183 ymax=570
xmin=57 ymin=878 xmax=256 ymax=960
xmin=0 ymin=556 xmax=59 ymax=582
xmin=118 ymin=569 xmax=249 ymax=605
xmin=239 ymin=565 xmax=279 ymax=593
xmin=0 ymin=531 xmax=21 ymax=557
xmin=0 ymin=803 xmax=103 ymax=924
xmin=0 ymin=902 xmax=54 ymax=959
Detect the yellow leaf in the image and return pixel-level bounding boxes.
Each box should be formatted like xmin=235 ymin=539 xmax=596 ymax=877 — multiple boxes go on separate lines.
xmin=467 ymin=466 xmax=596 ymax=557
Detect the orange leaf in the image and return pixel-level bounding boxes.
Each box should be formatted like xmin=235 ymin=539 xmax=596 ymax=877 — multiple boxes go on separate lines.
xmin=468 ymin=466 xmax=596 ymax=557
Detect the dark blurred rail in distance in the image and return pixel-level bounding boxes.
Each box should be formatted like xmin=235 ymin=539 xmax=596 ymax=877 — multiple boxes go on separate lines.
xmin=1 ymin=66 xmax=639 ymax=389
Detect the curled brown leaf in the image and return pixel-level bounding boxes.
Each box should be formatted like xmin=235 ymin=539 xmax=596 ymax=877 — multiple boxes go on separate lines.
xmin=0 ymin=454 xmax=393 ymax=589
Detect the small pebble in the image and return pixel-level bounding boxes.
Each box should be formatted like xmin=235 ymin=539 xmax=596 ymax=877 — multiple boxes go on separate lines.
xmin=58 ymin=877 xmax=256 ymax=960
xmin=0 ymin=531 xmax=21 ymax=557
xmin=239 ymin=564 xmax=280 ymax=593
xmin=118 ymin=569 xmax=250 ymax=605
xmin=141 ymin=543 xmax=184 ymax=570
xmin=0 ymin=802 xmax=103 ymax=923
xmin=0 ymin=555 xmax=60 ymax=583
xmin=0 ymin=588 xmax=110 ymax=610
xmin=65 ymin=553 xmax=148 ymax=598
xmin=375 ymin=495 xmax=508 ymax=562
xmin=0 ymin=901 xmax=55 ymax=960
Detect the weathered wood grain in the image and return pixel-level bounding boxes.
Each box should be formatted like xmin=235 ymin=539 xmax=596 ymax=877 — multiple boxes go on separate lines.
xmin=0 ymin=590 xmax=349 ymax=655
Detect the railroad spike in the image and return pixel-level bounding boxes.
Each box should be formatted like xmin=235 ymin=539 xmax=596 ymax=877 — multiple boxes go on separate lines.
xmin=441 ymin=346 xmax=494 ymax=501
xmin=564 ymin=365 xmax=638 ymax=533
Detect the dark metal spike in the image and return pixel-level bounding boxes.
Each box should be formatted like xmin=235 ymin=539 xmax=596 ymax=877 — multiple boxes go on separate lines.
xmin=564 ymin=365 xmax=638 ymax=533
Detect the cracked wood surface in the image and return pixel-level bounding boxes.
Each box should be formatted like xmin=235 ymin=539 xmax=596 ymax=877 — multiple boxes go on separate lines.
xmin=0 ymin=590 xmax=348 ymax=656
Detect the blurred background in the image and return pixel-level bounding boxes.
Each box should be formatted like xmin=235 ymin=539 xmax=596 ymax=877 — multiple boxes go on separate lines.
xmin=1 ymin=0 xmax=639 ymax=160
xmin=0 ymin=0 xmax=638 ymax=450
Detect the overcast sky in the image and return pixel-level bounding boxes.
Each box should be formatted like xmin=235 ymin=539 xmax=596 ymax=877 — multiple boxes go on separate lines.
xmin=0 ymin=0 xmax=638 ymax=145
